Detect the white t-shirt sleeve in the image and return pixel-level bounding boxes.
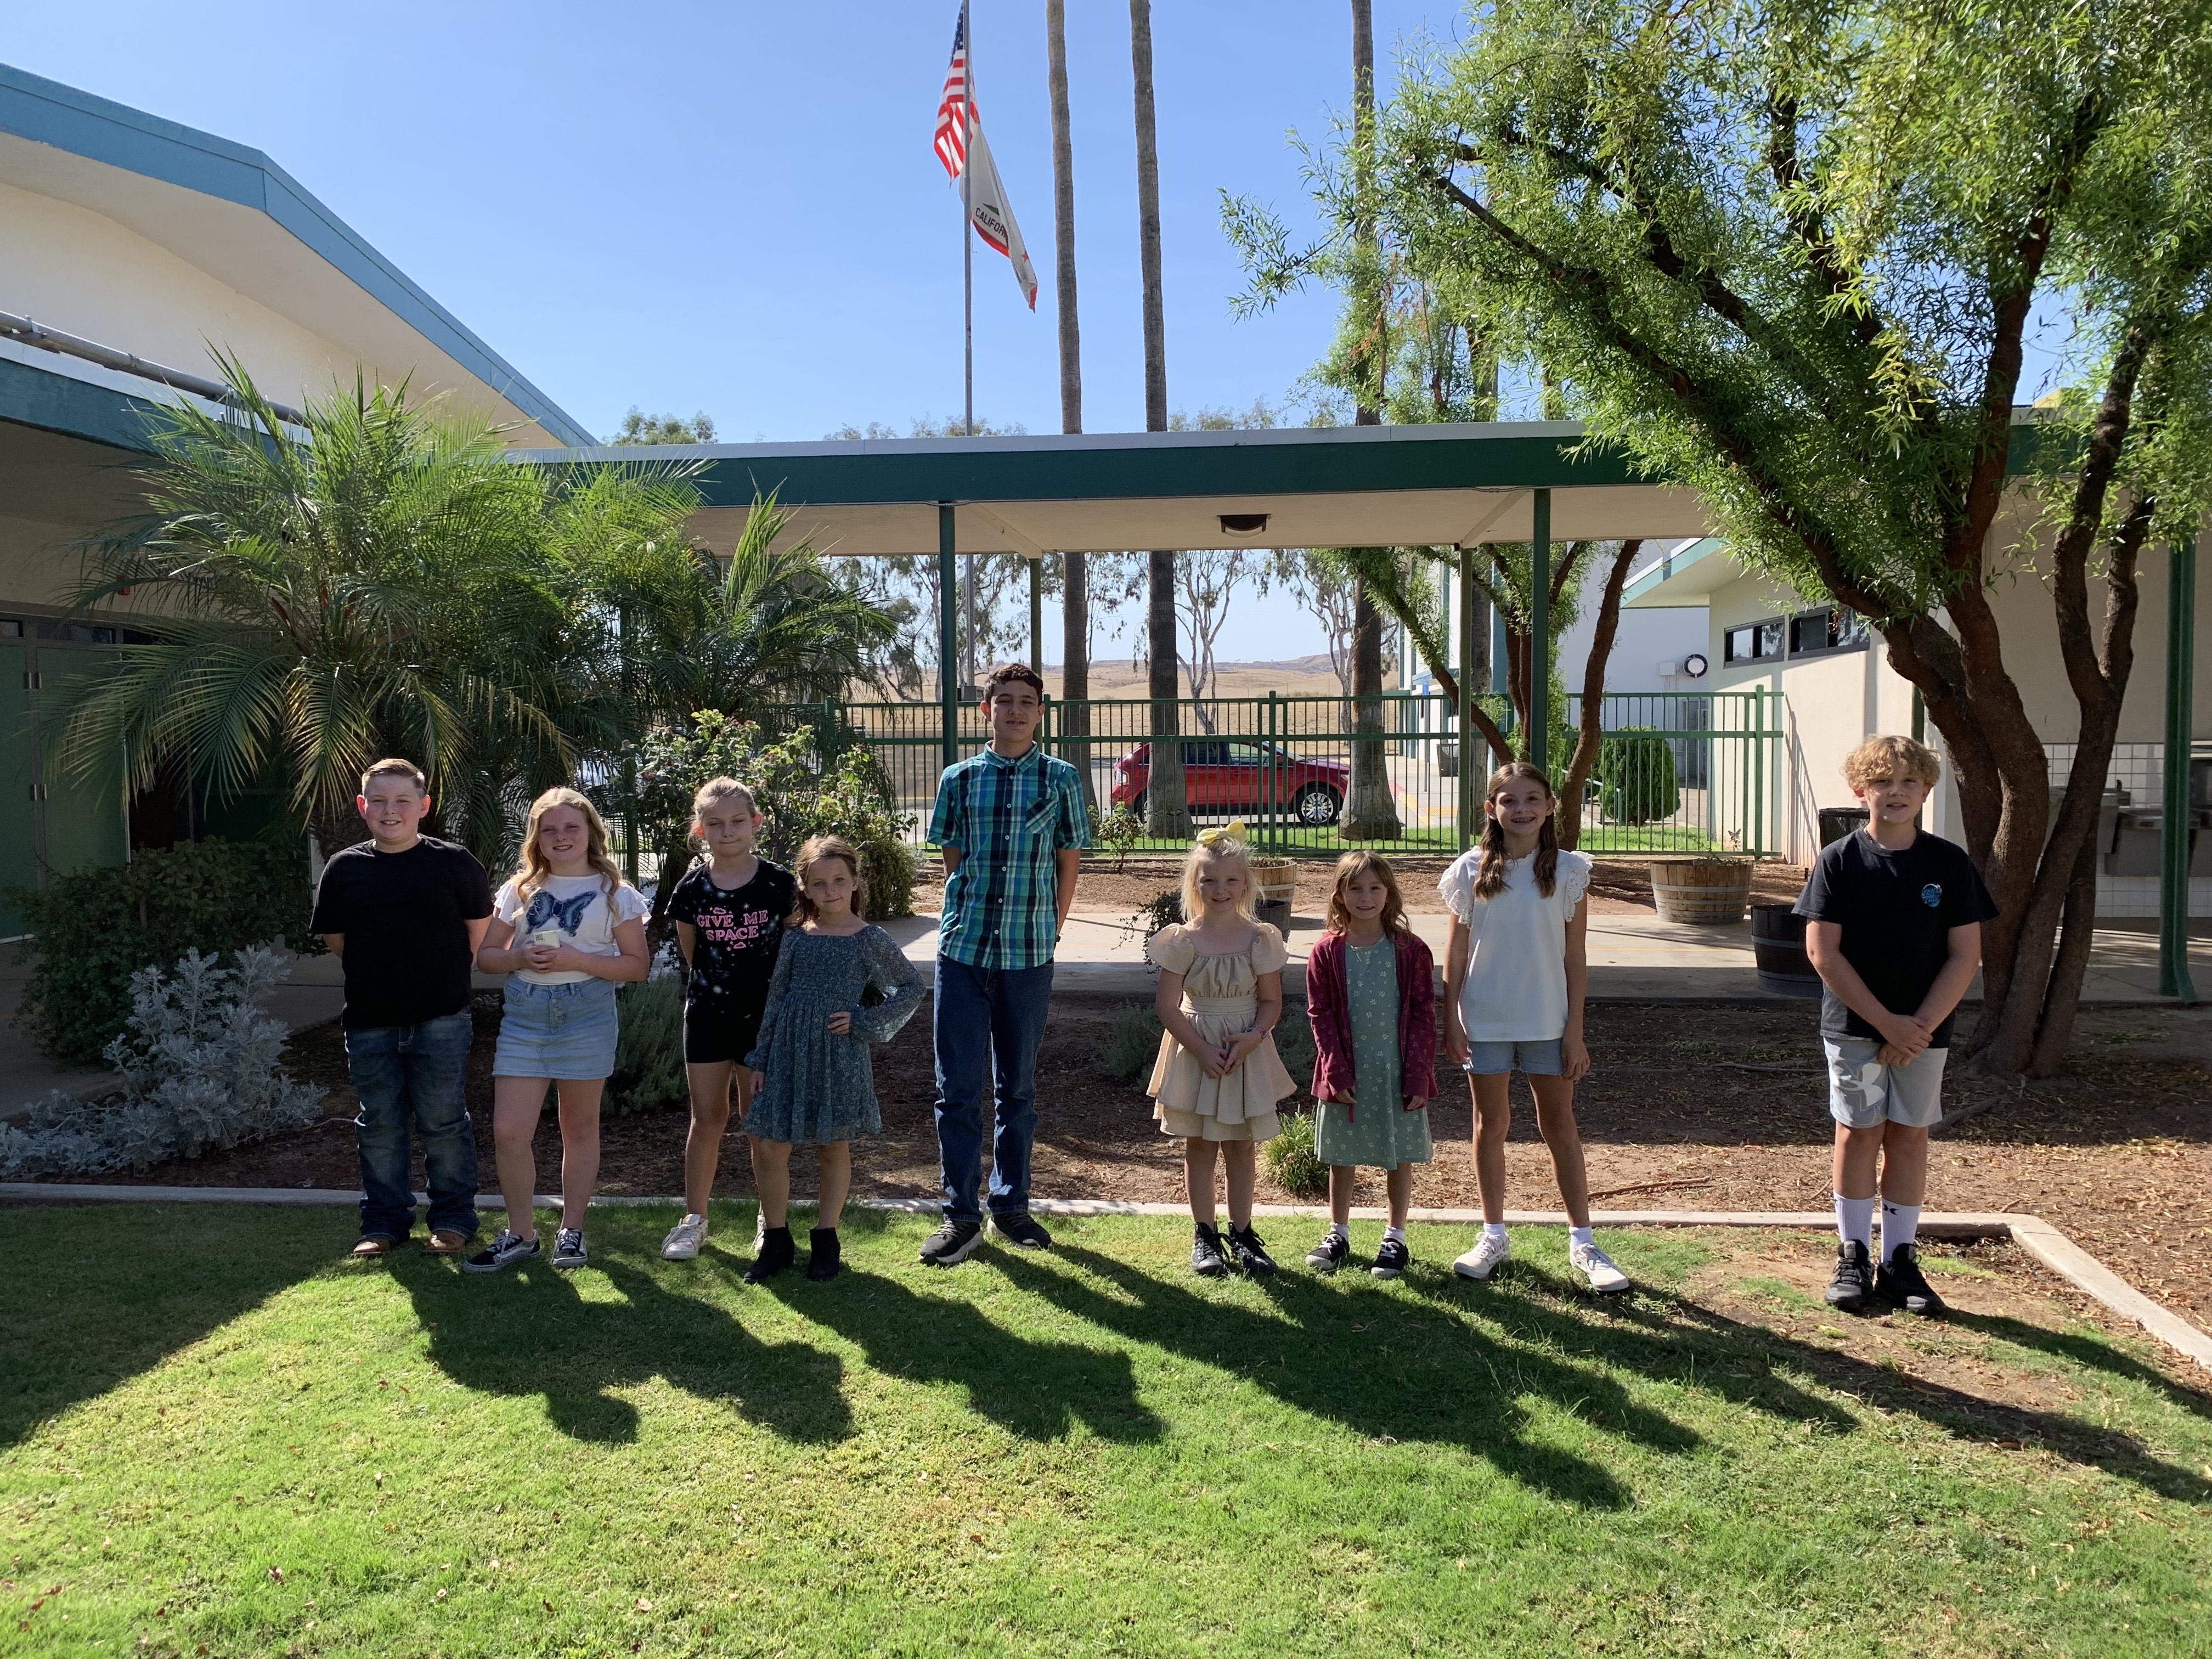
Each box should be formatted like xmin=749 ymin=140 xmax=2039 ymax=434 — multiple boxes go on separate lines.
xmin=611 ymin=882 xmax=650 ymax=927
xmin=492 ymin=878 xmax=526 ymax=925
xmin=1436 ymin=851 xmax=1481 ymax=921
xmin=1556 ymin=850 xmax=1593 ymax=916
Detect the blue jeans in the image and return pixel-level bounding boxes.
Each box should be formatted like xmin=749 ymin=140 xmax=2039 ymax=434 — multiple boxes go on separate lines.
xmin=932 ymin=956 xmax=1053 ymax=1222
xmin=346 ymin=1011 xmax=479 ymax=1240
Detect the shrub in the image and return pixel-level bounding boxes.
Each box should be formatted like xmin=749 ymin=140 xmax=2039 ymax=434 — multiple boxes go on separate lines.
xmin=1094 ymin=805 xmax=1145 ymax=870
xmin=1596 ymin=727 xmax=1681 ymax=825
xmin=1099 ymin=1003 xmax=1164 ymax=1084
xmin=1124 ymin=889 xmax=1183 ymax=946
xmin=1263 ymin=1110 xmax=1329 ymax=1199
xmin=605 ymin=969 xmax=689 ymax=1115
xmin=7 ymin=837 xmax=318 ymax=1064
xmin=0 ymin=946 xmax=323 ymax=1178
xmin=1276 ymin=997 xmax=1316 ymax=1082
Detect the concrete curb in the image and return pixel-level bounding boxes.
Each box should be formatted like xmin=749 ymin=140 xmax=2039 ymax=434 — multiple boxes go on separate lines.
xmin=5 ymin=1183 xmax=2207 ymax=1372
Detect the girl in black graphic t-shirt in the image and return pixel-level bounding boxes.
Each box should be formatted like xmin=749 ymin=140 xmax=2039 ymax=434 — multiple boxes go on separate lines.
xmin=659 ymin=777 xmax=796 ymax=1261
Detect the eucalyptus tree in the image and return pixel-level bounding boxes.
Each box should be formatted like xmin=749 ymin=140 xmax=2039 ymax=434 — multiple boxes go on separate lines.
xmin=1339 ymin=0 xmax=2212 ymax=1072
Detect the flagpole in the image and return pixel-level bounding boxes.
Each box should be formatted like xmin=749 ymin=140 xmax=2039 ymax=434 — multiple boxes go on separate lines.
xmin=960 ymin=0 xmax=977 ymax=693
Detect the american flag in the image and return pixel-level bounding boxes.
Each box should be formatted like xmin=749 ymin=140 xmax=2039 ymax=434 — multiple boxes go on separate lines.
xmin=933 ymin=11 xmax=972 ymax=180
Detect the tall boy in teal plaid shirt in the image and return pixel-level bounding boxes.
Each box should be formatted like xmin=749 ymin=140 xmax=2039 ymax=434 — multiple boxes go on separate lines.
xmin=917 ymin=662 xmax=1088 ymax=1266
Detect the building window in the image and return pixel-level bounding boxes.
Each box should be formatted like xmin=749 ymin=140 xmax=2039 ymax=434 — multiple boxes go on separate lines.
xmin=1788 ymin=607 xmax=1868 ymax=657
xmin=1723 ymin=617 xmax=1784 ymax=664
xmin=0 ymin=618 xmax=22 ymax=638
xmin=34 ymin=620 xmax=117 ymax=645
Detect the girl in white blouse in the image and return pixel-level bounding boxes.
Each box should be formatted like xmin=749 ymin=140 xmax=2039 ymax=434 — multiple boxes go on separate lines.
xmin=1438 ymin=763 xmax=1629 ymax=1295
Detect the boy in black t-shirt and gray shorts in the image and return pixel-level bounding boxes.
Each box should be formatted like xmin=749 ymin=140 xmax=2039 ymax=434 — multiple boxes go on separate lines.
xmin=1796 ymin=736 xmax=1997 ymax=1317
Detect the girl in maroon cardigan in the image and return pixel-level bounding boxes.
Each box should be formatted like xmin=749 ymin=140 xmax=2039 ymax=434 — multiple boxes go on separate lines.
xmin=1302 ymin=852 xmax=1438 ymax=1278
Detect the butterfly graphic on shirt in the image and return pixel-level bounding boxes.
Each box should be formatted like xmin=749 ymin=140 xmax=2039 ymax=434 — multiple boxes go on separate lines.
xmin=524 ymin=889 xmax=595 ymax=936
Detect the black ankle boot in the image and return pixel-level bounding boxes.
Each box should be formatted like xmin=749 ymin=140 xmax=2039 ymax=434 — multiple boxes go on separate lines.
xmin=805 ymin=1226 xmax=842 ymax=1282
xmin=745 ymin=1225 xmax=795 ymax=1284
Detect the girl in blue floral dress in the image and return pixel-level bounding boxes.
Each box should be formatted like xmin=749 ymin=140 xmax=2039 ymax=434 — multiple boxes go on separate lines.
xmin=742 ymin=836 xmax=924 ymax=1282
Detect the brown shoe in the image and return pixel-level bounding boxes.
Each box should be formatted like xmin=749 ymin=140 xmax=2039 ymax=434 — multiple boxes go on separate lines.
xmin=351 ymin=1235 xmax=398 ymax=1259
xmin=425 ymin=1229 xmax=471 ymax=1255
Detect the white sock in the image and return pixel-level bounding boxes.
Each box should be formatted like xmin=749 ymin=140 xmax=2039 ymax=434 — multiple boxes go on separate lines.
xmin=1483 ymin=1222 xmax=1508 ymax=1242
xmin=1326 ymin=1222 xmax=1348 ymax=1244
xmin=1383 ymin=1224 xmax=1406 ymax=1245
xmin=1568 ymin=1226 xmax=1594 ymax=1250
xmin=1880 ymin=1201 xmax=1921 ymax=1264
xmin=1835 ymin=1193 xmax=1875 ymax=1251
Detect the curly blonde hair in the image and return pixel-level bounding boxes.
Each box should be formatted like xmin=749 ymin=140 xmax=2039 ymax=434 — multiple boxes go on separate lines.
xmin=512 ymin=787 xmax=622 ymax=901
xmin=1843 ymin=735 xmax=1941 ymax=792
xmin=1180 ymin=836 xmax=1259 ymax=924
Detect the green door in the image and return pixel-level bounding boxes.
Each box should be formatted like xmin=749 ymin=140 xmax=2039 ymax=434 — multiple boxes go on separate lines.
xmin=0 ymin=643 xmax=33 ymax=935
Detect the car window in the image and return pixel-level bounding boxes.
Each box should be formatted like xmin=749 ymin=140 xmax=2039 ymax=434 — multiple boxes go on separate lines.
xmin=1182 ymin=741 xmax=1228 ymax=766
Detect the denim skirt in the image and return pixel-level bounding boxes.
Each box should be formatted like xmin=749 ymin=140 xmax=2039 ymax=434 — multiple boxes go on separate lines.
xmin=493 ymin=978 xmax=619 ymax=1080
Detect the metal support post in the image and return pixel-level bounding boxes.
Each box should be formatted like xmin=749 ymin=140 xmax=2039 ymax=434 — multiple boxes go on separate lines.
xmin=1458 ymin=546 xmax=1476 ymax=850
xmin=1530 ymin=488 xmax=1551 ymax=771
xmin=939 ymin=503 xmax=960 ymax=771
xmin=1029 ymin=557 xmax=1043 ymax=670
xmin=2160 ymin=535 xmax=2197 ymax=1001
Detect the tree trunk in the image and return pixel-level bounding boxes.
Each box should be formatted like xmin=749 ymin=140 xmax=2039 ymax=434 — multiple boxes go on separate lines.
xmin=1047 ymin=0 xmax=1094 ymax=814
xmin=1556 ymin=540 xmax=1640 ymax=850
xmin=1344 ymin=571 xmax=1402 ymax=838
xmin=1131 ymin=0 xmax=1187 ymax=838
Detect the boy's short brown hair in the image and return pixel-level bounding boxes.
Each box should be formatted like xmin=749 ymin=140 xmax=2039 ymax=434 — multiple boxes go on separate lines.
xmin=1843 ymin=735 xmax=1940 ymax=792
xmin=981 ymin=662 xmax=1045 ymax=701
xmin=359 ymin=758 xmax=427 ymax=795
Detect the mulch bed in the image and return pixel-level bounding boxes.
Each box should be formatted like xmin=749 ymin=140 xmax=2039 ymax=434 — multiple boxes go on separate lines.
xmin=65 ymin=991 xmax=2212 ymax=1342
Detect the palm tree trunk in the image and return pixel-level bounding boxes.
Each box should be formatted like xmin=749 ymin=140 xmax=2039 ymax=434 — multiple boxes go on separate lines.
xmin=1047 ymin=0 xmax=1096 ymax=815
xmin=1341 ymin=0 xmax=1400 ymax=840
xmin=1131 ymin=0 xmax=1187 ymax=838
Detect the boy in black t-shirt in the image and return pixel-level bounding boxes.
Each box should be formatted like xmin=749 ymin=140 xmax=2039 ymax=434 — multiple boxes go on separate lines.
xmin=309 ymin=759 xmax=494 ymax=1258
xmin=1796 ymin=736 xmax=1997 ymax=1316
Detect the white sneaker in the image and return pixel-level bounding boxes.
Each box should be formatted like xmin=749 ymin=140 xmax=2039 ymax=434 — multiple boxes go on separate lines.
xmin=1570 ymin=1239 xmax=1632 ymax=1295
xmin=1452 ymin=1233 xmax=1512 ymax=1281
xmin=662 ymin=1213 xmax=709 ymax=1261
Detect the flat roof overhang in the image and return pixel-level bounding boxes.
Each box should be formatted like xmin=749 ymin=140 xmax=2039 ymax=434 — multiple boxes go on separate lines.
xmin=507 ymin=421 xmax=1718 ymax=556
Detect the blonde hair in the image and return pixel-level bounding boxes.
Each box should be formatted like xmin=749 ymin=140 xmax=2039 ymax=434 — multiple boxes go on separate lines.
xmin=792 ymin=834 xmax=867 ymax=923
xmin=1475 ymin=762 xmax=1561 ymax=901
xmin=513 ymin=786 xmax=622 ymax=901
xmin=1180 ymin=835 xmax=1259 ymax=924
xmin=1325 ymin=850 xmax=1408 ymax=936
xmin=689 ymin=776 xmax=759 ymax=851
xmin=1843 ymin=735 xmax=1941 ymax=793
xmin=360 ymin=757 xmax=426 ymax=795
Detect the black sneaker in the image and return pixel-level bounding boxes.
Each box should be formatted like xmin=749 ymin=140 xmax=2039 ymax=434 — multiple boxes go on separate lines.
xmin=1306 ymin=1231 xmax=1351 ymax=1273
xmin=993 ymin=1212 xmax=1053 ymax=1250
xmin=1825 ymin=1239 xmax=1876 ymax=1313
xmin=550 ymin=1228 xmax=588 ymax=1270
xmin=1191 ymin=1223 xmax=1229 ymax=1276
xmin=462 ymin=1231 xmax=539 ymax=1274
xmin=746 ymin=1225 xmax=796 ymax=1284
xmin=805 ymin=1227 xmax=842 ymax=1282
xmin=1875 ymin=1243 xmax=1947 ymax=1316
xmin=1372 ymin=1236 xmax=1410 ymax=1280
xmin=1227 ymin=1225 xmax=1277 ymax=1276
xmin=918 ymin=1218 xmax=984 ymax=1268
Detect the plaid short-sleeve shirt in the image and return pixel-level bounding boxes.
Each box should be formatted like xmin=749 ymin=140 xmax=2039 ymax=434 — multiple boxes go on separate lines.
xmin=929 ymin=744 xmax=1089 ymax=970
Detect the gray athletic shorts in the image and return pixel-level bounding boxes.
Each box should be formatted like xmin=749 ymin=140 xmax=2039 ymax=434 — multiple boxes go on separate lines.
xmin=1823 ymin=1037 xmax=1947 ymax=1128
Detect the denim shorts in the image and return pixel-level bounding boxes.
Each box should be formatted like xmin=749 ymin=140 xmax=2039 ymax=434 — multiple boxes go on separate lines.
xmin=1463 ymin=1038 xmax=1564 ymax=1076
xmin=493 ymin=978 xmax=619 ymax=1080
xmin=1824 ymin=1038 xmax=1947 ymax=1128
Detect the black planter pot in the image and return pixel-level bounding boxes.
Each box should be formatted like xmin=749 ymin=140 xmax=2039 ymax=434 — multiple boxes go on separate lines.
xmin=1751 ymin=902 xmax=1821 ymax=998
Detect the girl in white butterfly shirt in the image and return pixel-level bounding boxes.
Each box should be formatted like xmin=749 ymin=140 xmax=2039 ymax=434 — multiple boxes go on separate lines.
xmin=466 ymin=787 xmax=650 ymax=1276
xmin=1437 ymin=762 xmax=1630 ymax=1295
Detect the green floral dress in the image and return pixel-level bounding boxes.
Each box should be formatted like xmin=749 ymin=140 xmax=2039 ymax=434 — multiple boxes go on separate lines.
xmin=1313 ymin=936 xmax=1434 ymax=1170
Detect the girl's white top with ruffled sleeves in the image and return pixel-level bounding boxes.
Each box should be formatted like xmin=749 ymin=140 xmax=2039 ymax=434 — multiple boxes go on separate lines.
xmin=1437 ymin=848 xmax=1592 ymax=1042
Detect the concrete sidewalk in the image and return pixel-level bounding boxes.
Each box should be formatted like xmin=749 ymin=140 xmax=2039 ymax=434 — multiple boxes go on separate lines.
xmin=881 ymin=907 xmax=2212 ymax=1005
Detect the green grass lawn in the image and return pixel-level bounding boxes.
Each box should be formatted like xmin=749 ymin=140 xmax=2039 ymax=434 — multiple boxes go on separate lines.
xmin=4 ymin=1206 xmax=2209 ymax=1658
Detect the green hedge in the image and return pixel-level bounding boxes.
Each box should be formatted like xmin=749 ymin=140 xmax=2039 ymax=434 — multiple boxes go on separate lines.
xmin=605 ymin=974 xmax=688 ymax=1114
xmin=1596 ymin=727 xmax=1681 ymax=825
xmin=8 ymin=838 xmax=318 ymax=1065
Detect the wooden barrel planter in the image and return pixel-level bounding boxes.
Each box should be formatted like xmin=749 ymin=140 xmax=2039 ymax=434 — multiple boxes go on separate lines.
xmin=1249 ymin=856 xmax=1297 ymax=935
xmin=1647 ymin=856 xmax=1756 ymax=924
xmin=1751 ymin=902 xmax=1822 ymax=997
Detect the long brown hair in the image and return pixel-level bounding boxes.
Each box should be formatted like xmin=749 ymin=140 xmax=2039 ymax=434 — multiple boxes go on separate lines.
xmin=791 ymin=834 xmax=867 ymax=923
xmin=1474 ymin=763 xmax=1560 ymax=901
xmin=512 ymin=786 xmax=622 ymax=901
xmin=1325 ymin=850 xmax=1408 ymax=936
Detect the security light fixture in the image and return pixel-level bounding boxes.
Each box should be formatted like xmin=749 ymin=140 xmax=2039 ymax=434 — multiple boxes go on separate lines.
xmin=1218 ymin=512 xmax=1269 ymax=537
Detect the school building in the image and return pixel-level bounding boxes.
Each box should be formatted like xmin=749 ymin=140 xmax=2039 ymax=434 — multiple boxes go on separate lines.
xmin=0 ymin=62 xmax=589 ymax=927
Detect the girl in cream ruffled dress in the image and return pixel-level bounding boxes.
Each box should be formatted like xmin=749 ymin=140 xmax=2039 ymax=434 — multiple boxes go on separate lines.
xmin=1145 ymin=823 xmax=1298 ymax=1276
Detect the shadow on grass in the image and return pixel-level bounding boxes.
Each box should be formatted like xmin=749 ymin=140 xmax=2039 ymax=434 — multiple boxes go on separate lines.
xmin=0 ymin=1203 xmax=330 ymax=1448
xmin=394 ymin=1253 xmax=851 ymax=1447
xmin=1945 ymin=1309 xmax=2212 ymax=1421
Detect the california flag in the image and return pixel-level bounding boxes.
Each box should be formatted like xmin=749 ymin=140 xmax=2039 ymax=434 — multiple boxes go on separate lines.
xmin=934 ymin=11 xmax=1039 ymax=310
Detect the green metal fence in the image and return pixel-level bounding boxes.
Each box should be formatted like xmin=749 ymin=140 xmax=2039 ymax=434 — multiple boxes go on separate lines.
xmin=779 ymin=690 xmax=1784 ymax=859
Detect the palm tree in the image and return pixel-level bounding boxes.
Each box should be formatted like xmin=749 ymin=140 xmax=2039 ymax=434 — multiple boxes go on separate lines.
xmin=1047 ymin=0 xmax=1097 ymax=815
xmin=1130 ymin=0 xmax=1188 ymax=838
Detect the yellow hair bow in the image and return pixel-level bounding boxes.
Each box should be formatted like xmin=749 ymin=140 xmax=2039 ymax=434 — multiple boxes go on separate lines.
xmin=1195 ymin=819 xmax=1249 ymax=849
